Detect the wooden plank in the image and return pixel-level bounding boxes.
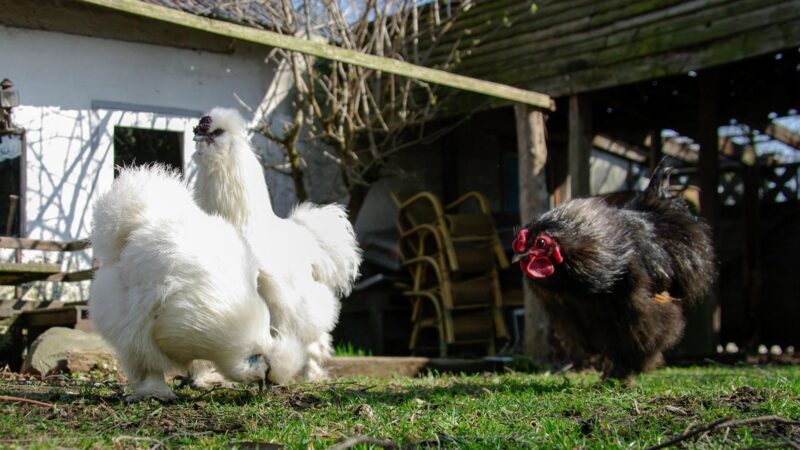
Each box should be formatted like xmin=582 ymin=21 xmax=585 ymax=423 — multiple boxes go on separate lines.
xmin=0 ymin=263 xmax=61 ymax=273
xmin=662 ymin=138 xmax=699 ymax=164
xmin=766 ymin=122 xmax=800 ymax=150
xmin=46 ymin=269 xmax=95 ymax=283
xmin=592 ymin=134 xmax=648 ymax=163
xmin=76 ymin=0 xmax=555 ymax=111
xmin=515 ymin=104 xmax=550 ymax=359
xmin=0 ymin=262 xmax=62 ymax=285
xmin=0 ymin=236 xmax=91 ymax=251
xmin=458 ymin=0 xmax=770 ymax=77
xmin=17 ymin=306 xmax=82 ymax=328
xmin=449 ymin=0 xmax=695 ymax=72
xmin=500 ymin=2 xmax=800 ymax=93
xmin=520 ymin=15 xmax=800 ymax=98
xmin=0 ymin=300 xmax=66 ymax=318
xmin=568 ymin=95 xmax=592 ymax=199
xmin=426 ymin=0 xmax=603 ymax=57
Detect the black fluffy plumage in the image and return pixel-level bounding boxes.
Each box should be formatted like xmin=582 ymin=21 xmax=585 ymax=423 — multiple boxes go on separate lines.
xmin=513 ymin=164 xmax=716 ymax=383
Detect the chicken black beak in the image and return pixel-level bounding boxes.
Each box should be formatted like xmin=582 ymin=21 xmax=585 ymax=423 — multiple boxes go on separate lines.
xmin=193 ymin=134 xmax=207 ymax=142
xmin=511 ymin=253 xmax=528 ymax=264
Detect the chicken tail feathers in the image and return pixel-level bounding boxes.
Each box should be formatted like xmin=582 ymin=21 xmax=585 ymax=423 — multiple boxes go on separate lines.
xmin=288 ymin=203 xmax=363 ymax=296
xmin=91 ymin=164 xmax=193 ymax=265
xmin=630 ymin=159 xmax=717 ymax=305
xmin=645 ymin=157 xmax=674 ymax=199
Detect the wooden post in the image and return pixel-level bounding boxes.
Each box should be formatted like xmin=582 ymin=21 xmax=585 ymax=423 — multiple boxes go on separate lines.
xmin=683 ymin=71 xmax=721 ymax=356
xmin=742 ymin=150 xmax=761 ymax=349
xmin=568 ymin=95 xmax=592 ymax=199
xmin=515 ymin=104 xmax=549 ymax=359
xmin=649 ymin=129 xmax=663 ymax=172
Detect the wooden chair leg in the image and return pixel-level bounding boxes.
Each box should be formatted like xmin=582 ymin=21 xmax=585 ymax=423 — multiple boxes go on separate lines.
xmin=489 ymin=270 xmax=509 ymax=339
xmin=438 ymin=323 xmax=448 ymax=358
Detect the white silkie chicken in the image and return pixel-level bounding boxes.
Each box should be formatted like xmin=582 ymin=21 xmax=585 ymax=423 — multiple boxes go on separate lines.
xmin=89 ymin=165 xmax=305 ymax=401
xmin=191 ymin=108 xmax=362 ymax=380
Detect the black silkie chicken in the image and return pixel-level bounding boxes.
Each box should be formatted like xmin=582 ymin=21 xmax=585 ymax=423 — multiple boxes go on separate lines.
xmin=512 ymin=164 xmax=716 ymax=383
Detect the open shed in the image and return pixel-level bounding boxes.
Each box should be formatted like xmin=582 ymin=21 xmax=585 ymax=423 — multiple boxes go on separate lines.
xmin=407 ymin=0 xmax=800 ymax=356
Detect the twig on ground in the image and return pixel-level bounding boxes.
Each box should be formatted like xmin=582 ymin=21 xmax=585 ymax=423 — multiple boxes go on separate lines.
xmin=149 ymin=431 xmax=214 ymax=450
xmin=646 ymin=415 xmax=800 ymax=450
xmin=327 ymin=435 xmax=398 ymax=450
xmin=190 ymin=386 xmax=249 ymax=401
xmin=0 ymin=395 xmax=54 ymax=408
xmin=112 ymin=435 xmax=159 ymax=446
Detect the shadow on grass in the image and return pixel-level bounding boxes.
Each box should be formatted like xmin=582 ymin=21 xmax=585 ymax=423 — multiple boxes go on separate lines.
xmin=2 ymin=371 xmax=577 ymax=409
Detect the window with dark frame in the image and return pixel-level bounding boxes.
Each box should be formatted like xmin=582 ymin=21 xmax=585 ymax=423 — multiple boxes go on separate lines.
xmin=0 ymin=134 xmax=22 ymax=236
xmin=113 ymin=127 xmax=183 ymax=177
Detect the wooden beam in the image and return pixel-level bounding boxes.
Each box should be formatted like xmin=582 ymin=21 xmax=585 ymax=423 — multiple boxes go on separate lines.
xmin=568 ymin=95 xmax=592 ymax=199
xmin=76 ymin=0 xmax=555 ymax=111
xmin=0 ymin=236 xmax=91 ymax=251
xmin=0 ymin=300 xmax=66 ymax=318
xmin=766 ymin=122 xmax=800 ymax=150
xmin=514 ymin=104 xmax=549 ymax=359
xmin=741 ymin=160 xmax=762 ymax=348
xmin=681 ymin=70 xmax=720 ymax=357
xmin=649 ymin=129 xmax=663 ymax=171
xmin=592 ymin=134 xmax=648 ymax=163
xmin=661 ymin=138 xmax=699 ymax=164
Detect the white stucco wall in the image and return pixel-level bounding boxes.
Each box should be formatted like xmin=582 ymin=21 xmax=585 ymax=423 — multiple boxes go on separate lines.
xmin=0 ymin=25 xmax=287 ymax=240
xmin=0 ymin=25 xmax=291 ymax=300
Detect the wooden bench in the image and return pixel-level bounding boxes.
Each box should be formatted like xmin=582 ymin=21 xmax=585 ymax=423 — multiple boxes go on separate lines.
xmin=0 ymin=236 xmax=93 ymax=371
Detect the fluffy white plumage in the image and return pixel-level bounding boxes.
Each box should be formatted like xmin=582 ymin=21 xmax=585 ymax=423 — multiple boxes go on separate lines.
xmin=192 ymin=107 xmax=362 ymax=380
xmin=89 ymin=165 xmax=305 ymax=401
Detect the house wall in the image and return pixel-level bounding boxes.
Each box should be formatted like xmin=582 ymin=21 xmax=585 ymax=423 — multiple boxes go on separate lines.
xmin=0 ymin=25 xmax=290 ymax=300
xmin=0 ymin=25 xmax=289 ymax=240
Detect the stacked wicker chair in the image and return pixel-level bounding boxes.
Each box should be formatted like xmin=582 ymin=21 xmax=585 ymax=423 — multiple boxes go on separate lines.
xmin=391 ymin=191 xmax=509 ymax=357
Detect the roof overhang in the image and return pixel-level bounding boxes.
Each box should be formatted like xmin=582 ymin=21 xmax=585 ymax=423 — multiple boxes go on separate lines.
xmin=0 ymin=0 xmax=248 ymax=54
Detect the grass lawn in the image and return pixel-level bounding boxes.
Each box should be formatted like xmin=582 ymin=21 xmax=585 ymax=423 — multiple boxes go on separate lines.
xmin=1 ymin=364 xmax=798 ymax=449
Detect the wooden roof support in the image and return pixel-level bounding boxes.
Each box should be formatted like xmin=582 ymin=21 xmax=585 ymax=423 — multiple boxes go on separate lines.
xmin=592 ymin=134 xmax=648 ymax=163
xmin=660 ymin=139 xmax=699 ymax=164
xmin=567 ymin=95 xmax=592 ymax=200
xmin=77 ymin=0 xmax=555 ymax=111
xmin=687 ymin=70 xmax=720 ymax=356
xmin=515 ymin=104 xmax=549 ymax=360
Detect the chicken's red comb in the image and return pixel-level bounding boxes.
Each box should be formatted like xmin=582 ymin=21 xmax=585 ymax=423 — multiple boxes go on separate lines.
xmin=193 ymin=116 xmax=212 ymax=135
xmin=512 ymin=229 xmax=529 ymax=254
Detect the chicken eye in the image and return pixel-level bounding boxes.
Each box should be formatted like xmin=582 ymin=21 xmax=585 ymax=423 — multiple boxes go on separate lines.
xmin=536 ymin=238 xmax=547 ymax=248
xmin=212 ymin=129 xmax=224 ymax=136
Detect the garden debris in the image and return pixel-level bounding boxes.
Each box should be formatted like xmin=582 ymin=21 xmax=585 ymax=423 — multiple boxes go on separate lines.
xmin=327 ymin=435 xmax=397 ymax=450
xmin=645 ymin=415 xmax=800 ymax=450
xmin=0 ymin=395 xmax=53 ymax=408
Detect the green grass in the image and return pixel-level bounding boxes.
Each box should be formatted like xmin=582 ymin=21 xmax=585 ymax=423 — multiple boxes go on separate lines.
xmin=1 ymin=365 xmax=798 ymax=449
xmin=334 ymin=342 xmax=373 ymax=357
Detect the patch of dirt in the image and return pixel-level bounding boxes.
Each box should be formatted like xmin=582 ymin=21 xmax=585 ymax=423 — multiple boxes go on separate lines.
xmin=287 ymin=392 xmax=321 ymax=410
xmin=714 ymin=386 xmax=766 ymax=411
